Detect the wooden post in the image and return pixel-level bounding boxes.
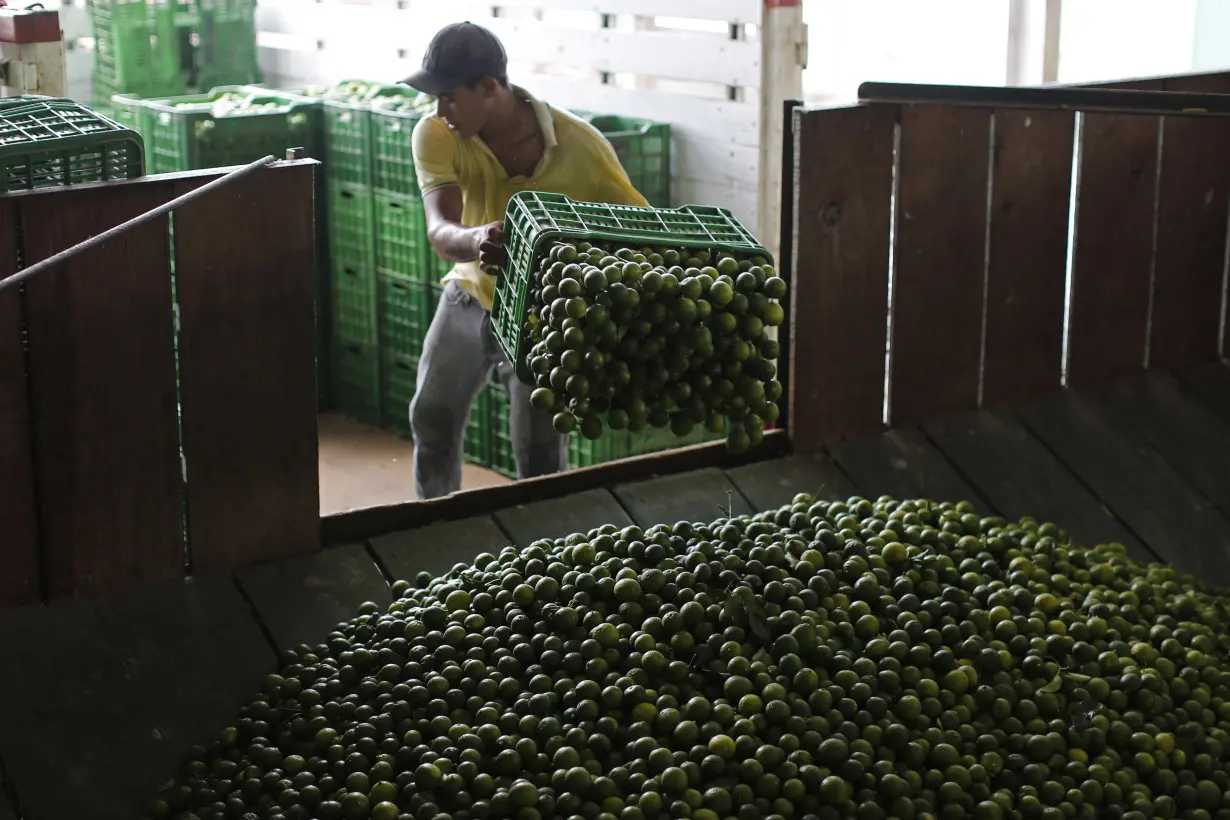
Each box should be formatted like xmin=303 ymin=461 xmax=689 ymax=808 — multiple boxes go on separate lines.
xmin=758 ymin=0 xmax=806 ymax=265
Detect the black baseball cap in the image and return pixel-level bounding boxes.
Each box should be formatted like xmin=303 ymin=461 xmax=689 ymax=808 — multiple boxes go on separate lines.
xmin=403 ymin=22 xmax=508 ymax=96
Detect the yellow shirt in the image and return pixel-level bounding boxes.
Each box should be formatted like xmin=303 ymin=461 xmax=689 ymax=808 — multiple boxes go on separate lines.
xmin=412 ymin=88 xmax=649 ymax=311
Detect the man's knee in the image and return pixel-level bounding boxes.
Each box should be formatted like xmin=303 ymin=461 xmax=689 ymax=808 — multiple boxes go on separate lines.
xmin=409 ymin=393 xmax=461 ymax=445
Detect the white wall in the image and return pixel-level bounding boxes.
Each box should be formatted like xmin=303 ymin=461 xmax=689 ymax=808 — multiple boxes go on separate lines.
xmin=1194 ymin=0 xmax=1230 ymax=71
xmin=1057 ymin=0 xmax=1199 ymax=83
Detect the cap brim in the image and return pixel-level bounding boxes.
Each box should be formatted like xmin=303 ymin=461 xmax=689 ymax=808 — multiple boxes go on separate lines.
xmin=401 ymin=70 xmax=455 ymax=97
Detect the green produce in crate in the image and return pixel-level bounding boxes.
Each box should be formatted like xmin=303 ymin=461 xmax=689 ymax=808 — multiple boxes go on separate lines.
xmin=523 ymin=240 xmax=785 ymax=454
xmin=373 ymin=91 xmax=435 ymax=114
xmin=153 ymin=494 xmax=1230 ymax=820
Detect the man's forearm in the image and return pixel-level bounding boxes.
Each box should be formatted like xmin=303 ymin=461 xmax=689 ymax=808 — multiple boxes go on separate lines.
xmin=428 ymin=222 xmax=481 ymax=263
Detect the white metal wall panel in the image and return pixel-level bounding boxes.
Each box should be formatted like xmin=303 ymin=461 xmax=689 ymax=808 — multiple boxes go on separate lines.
xmin=255 ymin=0 xmax=763 ymax=228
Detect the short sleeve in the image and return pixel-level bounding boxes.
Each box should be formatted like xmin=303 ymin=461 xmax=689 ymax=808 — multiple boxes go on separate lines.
xmin=411 ymin=115 xmax=460 ymax=194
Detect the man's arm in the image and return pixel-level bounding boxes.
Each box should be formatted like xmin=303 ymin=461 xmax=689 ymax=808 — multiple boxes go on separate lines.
xmin=423 ymin=185 xmax=506 ymax=272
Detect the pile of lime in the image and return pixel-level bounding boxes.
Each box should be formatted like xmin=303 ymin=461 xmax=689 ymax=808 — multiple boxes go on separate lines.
xmin=523 ymin=242 xmax=785 ymax=453
xmin=152 ymin=495 xmax=1230 ymax=820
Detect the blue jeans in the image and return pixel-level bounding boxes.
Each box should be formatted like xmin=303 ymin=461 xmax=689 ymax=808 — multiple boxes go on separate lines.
xmin=409 ymin=280 xmax=568 ymax=499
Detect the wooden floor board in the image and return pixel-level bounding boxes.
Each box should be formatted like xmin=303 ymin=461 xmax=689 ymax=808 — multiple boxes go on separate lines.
xmin=827 ymin=427 xmax=984 ymax=508
xmin=1174 ymin=360 xmax=1230 ymax=421
xmin=494 ymin=489 xmax=633 ymax=546
xmin=1101 ymin=372 xmax=1230 ymax=520
xmin=0 ymin=576 xmax=272 ymax=820
xmin=370 ymin=516 xmax=511 ymax=581
xmin=613 ymin=468 xmax=755 ymax=527
xmin=925 ymin=409 xmax=1148 ymax=560
xmin=236 ymin=545 xmax=391 ymax=655
xmin=1018 ymin=390 xmax=1230 ymax=586
xmin=725 ymin=455 xmax=858 ymax=512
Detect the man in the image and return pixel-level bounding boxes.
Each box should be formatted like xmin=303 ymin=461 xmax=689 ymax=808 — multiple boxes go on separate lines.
xmin=404 ymin=21 xmax=648 ymax=499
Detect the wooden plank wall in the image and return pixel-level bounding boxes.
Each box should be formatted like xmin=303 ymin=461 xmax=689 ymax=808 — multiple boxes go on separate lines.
xmin=0 ymin=163 xmax=321 ymax=609
xmin=791 ymin=73 xmax=1230 ymax=451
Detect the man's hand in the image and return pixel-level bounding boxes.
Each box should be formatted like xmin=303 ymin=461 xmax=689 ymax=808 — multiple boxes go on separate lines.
xmin=474 ymin=221 xmax=507 ymax=275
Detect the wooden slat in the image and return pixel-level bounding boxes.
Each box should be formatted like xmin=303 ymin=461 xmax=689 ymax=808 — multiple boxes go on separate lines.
xmin=0 ymin=199 xmax=40 ymax=607
xmin=827 ymin=427 xmax=982 ymax=508
xmin=924 ymin=409 xmax=1148 ymax=560
xmin=0 ymin=789 xmax=15 ymax=820
xmin=725 ymin=455 xmax=858 ymax=511
xmin=791 ymin=104 xmax=895 ymax=449
xmin=1018 ymin=390 xmax=1230 ymax=585
xmin=494 ymin=489 xmax=633 ymax=547
xmin=237 ymin=544 xmax=390 ymax=654
xmin=1101 ymin=372 xmax=1230 ymax=520
xmin=982 ymin=109 xmax=1075 ymax=407
xmin=890 ymin=105 xmax=991 ymax=424
xmin=174 ymin=164 xmax=320 ymax=573
xmin=1149 ymin=73 xmax=1230 ymax=368
xmin=0 ymin=576 xmax=272 ymax=820
xmin=370 ymin=516 xmax=511 ymax=581
xmin=1175 ymin=360 xmax=1230 ymax=420
xmin=21 ymin=185 xmax=185 ymax=599
xmin=613 ymin=468 xmax=754 ymax=527
xmin=1066 ymin=108 xmax=1161 ymax=386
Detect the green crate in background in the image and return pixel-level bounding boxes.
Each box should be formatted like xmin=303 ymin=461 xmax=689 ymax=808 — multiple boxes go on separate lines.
xmin=374 ymin=191 xmax=429 ymax=280
xmin=569 ymin=422 xmax=721 ymax=469
xmin=327 ymin=181 xmax=376 ymax=272
xmin=142 ymin=86 xmax=320 ymax=173
xmin=380 ymin=351 xmax=417 ymax=439
xmin=465 ymin=385 xmax=493 ymax=467
xmin=0 ymin=98 xmax=145 ymax=192
xmin=321 ymin=83 xmax=427 ymax=186
xmin=488 ymin=382 xmax=515 ymax=478
xmin=377 ymin=273 xmax=429 ymax=357
xmin=331 ymin=261 xmax=377 ymax=345
xmin=371 ymin=102 xmax=430 ymax=197
xmin=492 ymin=191 xmax=769 ymax=383
xmin=583 ymin=113 xmax=671 ymax=208
xmin=332 ymin=339 xmax=380 ymax=427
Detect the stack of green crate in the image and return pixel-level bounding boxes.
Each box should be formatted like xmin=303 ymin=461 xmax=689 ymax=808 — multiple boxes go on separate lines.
xmin=88 ymin=0 xmax=187 ymax=114
xmin=0 ymin=97 xmax=145 ymax=192
xmin=187 ymin=0 xmax=262 ymax=91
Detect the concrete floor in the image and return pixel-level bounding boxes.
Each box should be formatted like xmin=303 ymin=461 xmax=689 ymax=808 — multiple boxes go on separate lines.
xmin=317 ymin=412 xmax=511 ymax=515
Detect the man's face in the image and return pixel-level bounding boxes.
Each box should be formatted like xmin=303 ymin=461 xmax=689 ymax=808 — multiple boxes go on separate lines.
xmin=434 ymin=77 xmax=499 ymax=140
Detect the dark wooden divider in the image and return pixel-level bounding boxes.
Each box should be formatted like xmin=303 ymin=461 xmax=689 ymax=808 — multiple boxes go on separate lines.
xmin=790 ymin=72 xmax=1230 ymax=453
xmin=0 ymin=162 xmax=321 ymax=608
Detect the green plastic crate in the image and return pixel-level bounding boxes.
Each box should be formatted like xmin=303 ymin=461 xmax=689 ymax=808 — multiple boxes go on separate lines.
xmin=465 ymin=385 xmax=493 ymax=466
xmin=371 ymin=99 xmax=431 ymax=196
xmin=143 ymin=86 xmax=320 ymax=173
xmin=380 ymin=351 xmax=417 ymax=439
xmin=328 ymin=182 xmax=376 ymax=272
xmin=569 ymin=421 xmax=721 ymax=468
xmin=582 ymin=113 xmax=671 ymax=208
xmin=377 ymin=273 xmax=429 ymax=356
xmin=195 ymin=14 xmax=261 ymax=90
xmin=374 ymin=191 xmax=429 ymax=280
xmin=332 ymin=339 xmax=380 ymax=427
xmin=331 ymin=261 xmax=377 ymax=345
xmin=491 ymin=191 xmax=770 ymax=382
xmin=488 ymin=382 xmax=516 ymax=478
xmin=0 ymin=98 xmax=144 ymax=192
xmin=322 ymin=83 xmax=423 ymax=186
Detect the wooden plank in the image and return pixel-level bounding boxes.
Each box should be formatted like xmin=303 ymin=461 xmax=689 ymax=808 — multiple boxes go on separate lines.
xmin=494 ymin=489 xmax=633 ymax=547
xmin=1101 ymin=372 xmax=1230 ymax=520
xmin=370 ymin=516 xmax=511 ymax=582
xmin=237 ymin=544 xmax=390 ymax=654
xmin=0 ymin=789 xmax=14 ymax=820
xmin=174 ymin=164 xmax=320 ymax=573
xmin=1149 ymin=73 xmax=1230 ymax=368
xmin=791 ymin=104 xmax=895 ymax=449
xmin=725 ymin=454 xmax=858 ymax=511
xmin=890 ymin=105 xmax=991 ymax=424
xmin=613 ymin=468 xmax=755 ymax=527
xmin=1175 ymin=360 xmax=1230 ymax=419
xmin=982 ymin=109 xmax=1075 ymax=407
xmin=1018 ymin=390 xmax=1230 ymax=585
xmin=21 ymin=185 xmax=185 ymax=599
xmin=924 ymin=409 xmax=1148 ymax=560
xmin=1066 ymin=111 xmax=1160 ymax=386
xmin=0 ymin=575 xmax=272 ymax=820
xmin=827 ymin=427 xmax=982 ymax=508
xmin=0 ymin=198 xmax=40 ymax=607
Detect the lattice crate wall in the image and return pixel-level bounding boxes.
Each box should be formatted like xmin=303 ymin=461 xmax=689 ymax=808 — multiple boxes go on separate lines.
xmin=251 ymin=0 xmax=785 ymax=245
